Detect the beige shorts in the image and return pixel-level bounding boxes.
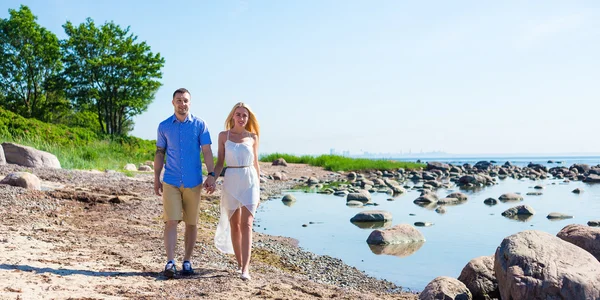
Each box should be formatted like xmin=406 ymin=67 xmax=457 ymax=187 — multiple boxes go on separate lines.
xmin=162 ymin=183 xmax=202 ymax=225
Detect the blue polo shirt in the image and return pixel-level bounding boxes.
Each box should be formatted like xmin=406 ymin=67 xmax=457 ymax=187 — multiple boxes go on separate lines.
xmin=157 ymin=113 xmax=212 ymax=188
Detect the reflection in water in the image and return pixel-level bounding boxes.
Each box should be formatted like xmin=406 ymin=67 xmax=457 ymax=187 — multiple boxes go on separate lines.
xmin=503 ymin=214 xmax=533 ymax=222
xmin=282 ymin=200 xmax=295 ymax=207
xmin=351 ymin=221 xmax=392 ymax=229
xmin=368 ymin=242 xmax=425 ymax=258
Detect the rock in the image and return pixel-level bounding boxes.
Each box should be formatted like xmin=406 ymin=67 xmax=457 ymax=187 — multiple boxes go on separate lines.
xmin=306 ymin=177 xmax=320 ymax=185
xmin=366 ymin=224 xmax=425 ymax=245
xmin=526 ymin=192 xmax=542 ymax=196
xmin=588 ymin=220 xmax=600 ymax=227
xmin=446 ymin=192 xmax=468 ymax=201
xmin=584 ymin=174 xmax=600 ymax=183
xmin=573 ymin=188 xmax=583 ymax=194
xmin=483 ymin=198 xmax=498 ymax=206
xmin=414 ymin=222 xmax=433 ymax=227
xmin=435 ymin=206 xmax=446 ymax=214
xmin=272 ymin=158 xmax=288 ymax=166
xmin=272 ymin=172 xmax=288 ymax=181
xmin=2 ymin=142 xmax=61 ymax=168
xmin=138 ymin=165 xmax=152 ymax=172
xmin=534 ymin=185 xmax=544 ymax=189
xmin=0 ymin=172 xmax=41 ymax=190
xmin=498 ymin=193 xmax=523 ymax=202
xmin=437 ymin=197 xmax=465 ymax=205
xmin=546 ymin=212 xmax=573 ymax=220
xmin=495 ymin=230 xmax=600 ymax=300
xmin=557 ymin=224 xmax=600 ymax=261
xmin=458 ymin=255 xmax=499 ymax=300
xmin=281 ymin=194 xmax=296 ymax=203
xmin=419 ymin=276 xmax=472 ymax=300
xmin=350 ymin=210 xmax=392 ymax=222
xmin=501 ymin=205 xmax=535 ymax=218
xmin=346 ymin=190 xmax=371 ymax=203
xmin=413 ymin=192 xmax=438 ymax=204
xmin=123 ymin=163 xmax=137 ymax=171
xmin=426 ymin=162 xmax=451 ymax=172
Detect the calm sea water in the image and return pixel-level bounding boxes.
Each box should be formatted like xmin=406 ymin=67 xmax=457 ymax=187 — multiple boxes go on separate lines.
xmin=255 ymin=156 xmax=600 ymax=291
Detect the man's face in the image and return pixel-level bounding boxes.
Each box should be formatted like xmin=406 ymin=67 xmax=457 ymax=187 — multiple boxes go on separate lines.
xmin=172 ymin=92 xmax=191 ymax=116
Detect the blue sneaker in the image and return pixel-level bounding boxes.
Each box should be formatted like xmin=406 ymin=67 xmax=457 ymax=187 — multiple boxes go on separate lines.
xmin=181 ymin=261 xmax=194 ymax=276
xmin=164 ymin=260 xmax=176 ymax=278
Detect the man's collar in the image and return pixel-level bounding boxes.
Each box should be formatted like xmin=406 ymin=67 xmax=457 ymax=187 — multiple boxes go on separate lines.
xmin=171 ymin=113 xmax=193 ymax=123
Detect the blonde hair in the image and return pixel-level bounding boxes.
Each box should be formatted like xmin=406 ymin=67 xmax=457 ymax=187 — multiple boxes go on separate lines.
xmin=225 ymin=102 xmax=260 ymax=136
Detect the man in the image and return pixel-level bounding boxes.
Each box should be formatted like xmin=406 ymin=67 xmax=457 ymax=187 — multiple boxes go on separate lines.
xmin=154 ymin=88 xmax=216 ymax=278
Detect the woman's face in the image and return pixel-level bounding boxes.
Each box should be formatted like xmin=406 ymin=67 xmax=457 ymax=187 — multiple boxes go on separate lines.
xmin=232 ymin=107 xmax=249 ymax=128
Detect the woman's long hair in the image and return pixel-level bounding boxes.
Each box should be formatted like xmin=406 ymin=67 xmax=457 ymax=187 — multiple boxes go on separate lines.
xmin=225 ymin=102 xmax=260 ymax=136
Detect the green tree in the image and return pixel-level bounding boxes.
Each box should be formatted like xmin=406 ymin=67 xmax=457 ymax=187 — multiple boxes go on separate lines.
xmin=62 ymin=18 xmax=165 ymax=135
xmin=0 ymin=5 xmax=63 ymax=120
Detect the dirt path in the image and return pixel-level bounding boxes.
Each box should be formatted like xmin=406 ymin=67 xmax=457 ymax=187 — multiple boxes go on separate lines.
xmin=0 ymin=163 xmax=417 ymax=299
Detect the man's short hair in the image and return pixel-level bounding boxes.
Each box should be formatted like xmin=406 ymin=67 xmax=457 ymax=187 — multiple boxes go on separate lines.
xmin=173 ymin=88 xmax=190 ymax=98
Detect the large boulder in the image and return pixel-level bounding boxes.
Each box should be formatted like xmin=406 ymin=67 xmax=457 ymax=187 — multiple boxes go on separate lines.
xmin=2 ymin=142 xmax=61 ymax=168
xmin=272 ymin=158 xmax=288 ymax=166
xmin=426 ymin=162 xmax=451 ymax=172
xmin=494 ymin=230 xmax=600 ymax=300
xmin=419 ymin=276 xmax=472 ymax=300
xmin=557 ymin=224 xmax=600 ymax=261
xmin=0 ymin=172 xmax=41 ymax=190
xmin=457 ymin=255 xmax=499 ymax=300
xmin=366 ymin=224 xmax=425 ymax=245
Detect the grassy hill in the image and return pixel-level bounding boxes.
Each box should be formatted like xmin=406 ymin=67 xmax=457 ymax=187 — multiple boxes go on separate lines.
xmin=0 ymin=107 xmax=155 ymax=170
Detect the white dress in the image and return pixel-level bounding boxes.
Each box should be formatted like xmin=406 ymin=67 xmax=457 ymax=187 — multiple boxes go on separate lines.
xmin=214 ymin=132 xmax=260 ymax=254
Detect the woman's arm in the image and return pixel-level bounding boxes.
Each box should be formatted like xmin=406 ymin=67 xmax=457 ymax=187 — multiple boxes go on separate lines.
xmin=213 ymin=131 xmax=227 ymax=181
xmin=252 ymin=134 xmax=261 ymax=185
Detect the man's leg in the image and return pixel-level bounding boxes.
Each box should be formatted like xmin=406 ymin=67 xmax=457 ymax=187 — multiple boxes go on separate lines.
xmin=181 ymin=185 xmax=202 ymax=274
xmin=162 ymin=183 xmax=183 ymax=277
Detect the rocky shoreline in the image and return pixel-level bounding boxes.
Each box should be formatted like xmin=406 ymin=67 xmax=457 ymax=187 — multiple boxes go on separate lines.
xmin=0 ymin=161 xmax=417 ymax=299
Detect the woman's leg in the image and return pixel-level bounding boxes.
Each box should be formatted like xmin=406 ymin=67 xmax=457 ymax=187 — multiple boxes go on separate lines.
xmin=240 ymin=206 xmax=254 ymax=274
xmin=229 ymin=208 xmax=242 ymax=269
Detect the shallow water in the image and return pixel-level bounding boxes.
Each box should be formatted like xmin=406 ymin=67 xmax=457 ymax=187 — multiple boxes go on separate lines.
xmin=255 ymin=177 xmax=600 ymax=291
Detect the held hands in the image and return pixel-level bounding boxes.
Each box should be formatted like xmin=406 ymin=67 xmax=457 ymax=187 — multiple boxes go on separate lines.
xmin=203 ymin=175 xmax=217 ymax=194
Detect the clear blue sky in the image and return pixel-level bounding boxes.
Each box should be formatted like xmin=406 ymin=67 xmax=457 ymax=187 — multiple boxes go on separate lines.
xmin=3 ymin=1 xmax=600 ymax=156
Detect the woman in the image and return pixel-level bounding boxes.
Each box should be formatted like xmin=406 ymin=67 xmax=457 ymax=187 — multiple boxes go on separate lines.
xmin=212 ymin=102 xmax=260 ymax=281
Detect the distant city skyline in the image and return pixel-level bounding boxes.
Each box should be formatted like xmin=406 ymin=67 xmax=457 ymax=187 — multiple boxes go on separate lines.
xmin=3 ymin=1 xmax=600 ymax=155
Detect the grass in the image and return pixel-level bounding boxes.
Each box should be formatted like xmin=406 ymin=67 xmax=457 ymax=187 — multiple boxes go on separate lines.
xmin=260 ymin=153 xmax=424 ymax=172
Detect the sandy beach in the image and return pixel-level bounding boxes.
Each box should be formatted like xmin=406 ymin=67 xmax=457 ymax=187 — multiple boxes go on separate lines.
xmin=0 ymin=162 xmax=417 ymax=300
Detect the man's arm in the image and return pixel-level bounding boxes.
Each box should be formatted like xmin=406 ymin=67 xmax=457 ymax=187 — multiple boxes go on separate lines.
xmin=201 ymin=144 xmax=216 ymax=192
xmin=154 ymin=147 xmax=165 ymax=196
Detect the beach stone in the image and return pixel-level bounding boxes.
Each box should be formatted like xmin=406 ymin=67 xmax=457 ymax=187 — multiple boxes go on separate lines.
xmin=573 ymin=188 xmax=583 ymax=194
xmin=138 ymin=165 xmax=152 ymax=172
xmin=272 ymin=172 xmax=287 ymax=181
xmin=413 ymin=191 xmax=438 ymax=204
xmin=123 ymin=163 xmax=137 ymax=171
xmin=494 ymin=230 xmax=600 ymax=300
xmin=534 ymin=185 xmax=544 ymax=189
xmin=584 ymin=174 xmax=600 ymax=183
xmin=272 ymin=158 xmax=288 ymax=166
xmin=346 ymin=200 xmax=363 ymax=207
xmin=346 ymin=190 xmax=371 ymax=203
xmin=350 ymin=210 xmax=392 ymax=222
xmin=366 ymin=224 xmax=425 ymax=245
xmin=426 ymin=162 xmax=451 ymax=172
xmin=573 ymin=164 xmax=591 ymax=174
xmin=334 ymin=190 xmax=348 ymax=197
xmin=435 ymin=206 xmax=446 ymax=214
xmin=458 ymin=255 xmax=499 ymax=300
xmin=588 ymin=220 xmax=600 ymax=227
xmin=501 ymin=205 xmax=535 ymax=218
xmin=281 ymin=194 xmax=296 ymax=203
xmin=2 ymin=142 xmax=61 ymax=169
xmin=483 ymin=198 xmax=498 ymax=206
xmin=546 ymin=212 xmax=573 ymax=220
xmin=446 ymin=192 xmax=468 ymax=201
xmin=414 ymin=222 xmax=433 ymax=227
xmin=557 ymin=224 xmax=600 ymax=261
xmin=0 ymin=144 xmax=5 ymax=165
xmin=306 ymin=177 xmax=320 ymax=185
xmin=498 ymin=193 xmax=523 ymax=202
xmin=0 ymin=172 xmax=41 ymax=190
xmin=419 ymin=276 xmax=472 ymax=300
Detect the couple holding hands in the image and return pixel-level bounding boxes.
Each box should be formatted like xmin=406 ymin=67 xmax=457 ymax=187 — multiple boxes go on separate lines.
xmin=153 ymin=88 xmax=260 ymax=281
